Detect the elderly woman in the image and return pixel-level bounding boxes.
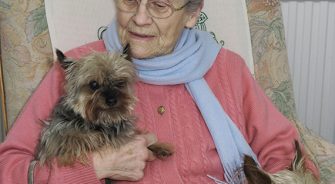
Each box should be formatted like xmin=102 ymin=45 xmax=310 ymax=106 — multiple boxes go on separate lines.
xmin=0 ymin=0 xmax=318 ymax=183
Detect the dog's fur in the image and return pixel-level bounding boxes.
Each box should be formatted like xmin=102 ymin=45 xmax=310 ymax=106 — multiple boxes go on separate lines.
xmin=35 ymin=50 xmax=173 ymax=166
xmin=243 ymin=141 xmax=318 ymax=184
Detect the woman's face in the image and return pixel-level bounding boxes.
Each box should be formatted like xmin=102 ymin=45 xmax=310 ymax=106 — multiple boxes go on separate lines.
xmin=116 ymin=0 xmax=198 ymax=59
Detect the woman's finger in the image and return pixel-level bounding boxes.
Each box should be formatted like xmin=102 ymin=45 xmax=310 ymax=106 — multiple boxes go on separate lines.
xmin=142 ymin=133 xmax=157 ymax=146
xmin=147 ymin=150 xmax=156 ymax=161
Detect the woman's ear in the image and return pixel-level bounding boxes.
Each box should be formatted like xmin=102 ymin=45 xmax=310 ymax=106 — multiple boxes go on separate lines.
xmin=185 ymin=3 xmax=203 ymax=28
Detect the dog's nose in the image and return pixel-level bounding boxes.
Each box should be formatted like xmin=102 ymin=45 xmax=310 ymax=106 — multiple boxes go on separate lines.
xmin=103 ymin=90 xmax=119 ymax=107
xmin=106 ymin=97 xmax=117 ymax=106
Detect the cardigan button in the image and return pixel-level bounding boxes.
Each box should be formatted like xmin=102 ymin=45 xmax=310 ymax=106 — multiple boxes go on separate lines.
xmin=157 ymin=106 xmax=166 ymax=115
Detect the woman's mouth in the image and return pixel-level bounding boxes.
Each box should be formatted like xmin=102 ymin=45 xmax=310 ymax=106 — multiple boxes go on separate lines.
xmin=128 ymin=31 xmax=155 ymax=41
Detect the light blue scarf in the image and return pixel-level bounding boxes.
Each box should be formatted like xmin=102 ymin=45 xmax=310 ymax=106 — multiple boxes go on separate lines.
xmin=103 ymin=21 xmax=258 ymax=183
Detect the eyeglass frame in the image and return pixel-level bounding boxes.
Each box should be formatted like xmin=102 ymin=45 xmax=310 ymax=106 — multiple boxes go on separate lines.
xmin=115 ymin=0 xmax=191 ymax=19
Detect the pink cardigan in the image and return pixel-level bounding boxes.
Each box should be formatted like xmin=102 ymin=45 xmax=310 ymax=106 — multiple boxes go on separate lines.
xmin=0 ymin=41 xmax=318 ymax=184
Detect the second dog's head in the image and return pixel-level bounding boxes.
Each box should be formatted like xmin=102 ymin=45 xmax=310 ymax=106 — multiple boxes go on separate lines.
xmin=243 ymin=141 xmax=318 ymax=184
xmin=56 ymin=50 xmax=137 ymax=125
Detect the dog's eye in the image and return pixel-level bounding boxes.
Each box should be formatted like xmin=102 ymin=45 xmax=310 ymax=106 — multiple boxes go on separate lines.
xmin=89 ymin=81 xmax=100 ymax=91
xmin=115 ymin=81 xmax=126 ymax=88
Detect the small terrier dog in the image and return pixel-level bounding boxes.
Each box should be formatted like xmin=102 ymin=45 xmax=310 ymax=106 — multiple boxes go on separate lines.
xmin=243 ymin=141 xmax=318 ymax=184
xmin=35 ymin=49 xmax=173 ymax=167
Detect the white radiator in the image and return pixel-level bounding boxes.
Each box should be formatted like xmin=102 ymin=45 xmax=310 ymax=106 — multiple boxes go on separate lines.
xmin=281 ymin=0 xmax=335 ymax=143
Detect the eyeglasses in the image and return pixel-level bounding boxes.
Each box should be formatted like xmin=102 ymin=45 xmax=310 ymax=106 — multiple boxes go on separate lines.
xmin=115 ymin=0 xmax=190 ymax=19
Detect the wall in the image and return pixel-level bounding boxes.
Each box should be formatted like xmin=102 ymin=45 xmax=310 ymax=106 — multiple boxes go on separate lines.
xmin=281 ymin=0 xmax=335 ymax=143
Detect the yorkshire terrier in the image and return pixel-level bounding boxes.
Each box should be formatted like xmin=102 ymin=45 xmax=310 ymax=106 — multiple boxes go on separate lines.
xmin=243 ymin=141 xmax=318 ymax=184
xmin=35 ymin=49 xmax=173 ymax=168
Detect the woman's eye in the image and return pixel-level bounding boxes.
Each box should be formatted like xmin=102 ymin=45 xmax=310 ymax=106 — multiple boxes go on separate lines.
xmin=150 ymin=1 xmax=169 ymax=12
xmin=89 ymin=81 xmax=100 ymax=91
xmin=123 ymin=0 xmax=138 ymax=6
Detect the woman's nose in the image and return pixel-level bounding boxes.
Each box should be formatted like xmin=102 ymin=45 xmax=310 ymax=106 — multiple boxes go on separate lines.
xmin=132 ymin=3 xmax=153 ymax=26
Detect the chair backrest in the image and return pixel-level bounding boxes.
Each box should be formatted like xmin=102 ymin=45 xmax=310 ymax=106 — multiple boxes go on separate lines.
xmin=45 ymin=0 xmax=255 ymax=74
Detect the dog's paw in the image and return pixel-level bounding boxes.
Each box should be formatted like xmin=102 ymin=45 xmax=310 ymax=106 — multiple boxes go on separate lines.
xmin=148 ymin=143 xmax=174 ymax=159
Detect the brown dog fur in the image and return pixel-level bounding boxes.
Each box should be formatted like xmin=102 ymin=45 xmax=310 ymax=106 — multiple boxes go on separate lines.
xmin=243 ymin=141 xmax=318 ymax=184
xmin=35 ymin=50 xmax=173 ymax=166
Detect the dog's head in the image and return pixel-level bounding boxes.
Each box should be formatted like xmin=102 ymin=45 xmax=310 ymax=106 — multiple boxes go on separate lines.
xmin=56 ymin=49 xmax=137 ymax=125
xmin=243 ymin=140 xmax=318 ymax=184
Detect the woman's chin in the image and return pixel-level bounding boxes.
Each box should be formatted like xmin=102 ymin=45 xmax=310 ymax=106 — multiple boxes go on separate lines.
xmin=130 ymin=47 xmax=160 ymax=59
xmin=129 ymin=43 xmax=174 ymax=59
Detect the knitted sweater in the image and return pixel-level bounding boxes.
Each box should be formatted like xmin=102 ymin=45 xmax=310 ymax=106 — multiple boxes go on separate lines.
xmin=0 ymin=40 xmax=318 ymax=184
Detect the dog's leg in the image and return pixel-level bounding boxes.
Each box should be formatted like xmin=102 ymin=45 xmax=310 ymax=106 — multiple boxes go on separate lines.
xmin=148 ymin=143 xmax=174 ymax=159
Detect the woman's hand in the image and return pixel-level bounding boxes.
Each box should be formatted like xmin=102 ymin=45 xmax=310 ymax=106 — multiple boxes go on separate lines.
xmin=92 ymin=133 xmax=157 ymax=181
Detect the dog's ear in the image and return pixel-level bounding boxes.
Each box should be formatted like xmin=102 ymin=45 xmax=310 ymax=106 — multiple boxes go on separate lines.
xmin=290 ymin=140 xmax=304 ymax=170
xmin=243 ymin=155 xmax=272 ymax=184
xmin=56 ymin=49 xmax=73 ymax=69
xmin=294 ymin=140 xmax=303 ymax=162
xmin=121 ymin=43 xmax=131 ymax=61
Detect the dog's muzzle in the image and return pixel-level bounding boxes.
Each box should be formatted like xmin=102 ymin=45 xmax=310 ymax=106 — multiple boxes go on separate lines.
xmin=103 ymin=90 xmax=119 ymax=107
